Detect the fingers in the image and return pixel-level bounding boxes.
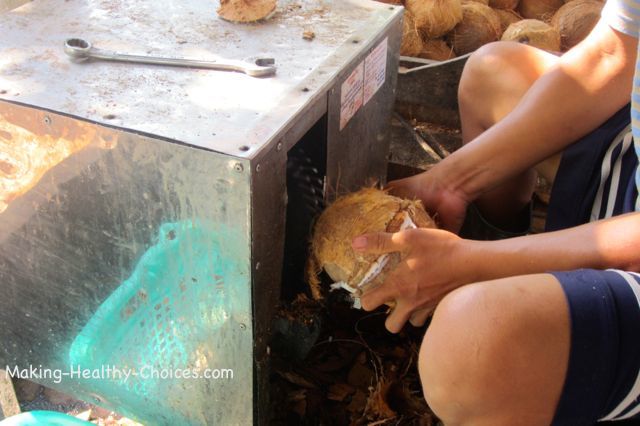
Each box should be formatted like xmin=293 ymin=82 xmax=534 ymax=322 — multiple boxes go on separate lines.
xmin=409 ymin=307 xmax=433 ymax=327
xmin=352 ymin=232 xmax=405 ymax=255
xmin=360 ymin=280 xmax=396 ymax=311
xmin=385 ymin=301 xmax=413 ymax=334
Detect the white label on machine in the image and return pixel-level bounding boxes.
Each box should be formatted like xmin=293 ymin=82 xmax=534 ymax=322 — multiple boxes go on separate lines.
xmin=364 ymin=37 xmax=388 ymax=106
xmin=340 ymin=62 xmax=364 ymax=130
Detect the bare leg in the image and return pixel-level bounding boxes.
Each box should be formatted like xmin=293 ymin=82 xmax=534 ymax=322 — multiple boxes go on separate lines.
xmin=419 ymin=274 xmax=570 ymax=425
xmin=458 ymin=42 xmax=561 ymax=227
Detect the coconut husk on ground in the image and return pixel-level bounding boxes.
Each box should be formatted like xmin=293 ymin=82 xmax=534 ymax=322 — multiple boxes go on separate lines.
xmin=518 ymin=0 xmax=563 ymax=21
xmin=217 ymin=0 xmax=276 ymax=23
xmin=501 ymin=19 xmax=561 ymax=51
xmin=406 ymin=0 xmax=463 ymax=39
xmin=551 ymin=0 xmax=603 ymax=51
xmin=306 ymin=188 xmax=435 ymax=302
xmin=447 ymin=2 xmax=502 ymax=55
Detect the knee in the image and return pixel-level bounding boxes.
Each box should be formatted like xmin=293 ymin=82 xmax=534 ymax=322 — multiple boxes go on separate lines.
xmin=458 ymin=41 xmax=530 ymax=104
xmin=418 ymin=283 xmax=499 ymax=421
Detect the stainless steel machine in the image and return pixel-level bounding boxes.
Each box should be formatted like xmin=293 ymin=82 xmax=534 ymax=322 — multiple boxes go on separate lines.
xmin=0 ymin=0 xmax=402 ymax=423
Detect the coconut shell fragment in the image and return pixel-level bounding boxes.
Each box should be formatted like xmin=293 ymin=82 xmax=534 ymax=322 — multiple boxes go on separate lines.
xmin=502 ymin=19 xmax=561 ymax=51
xmin=551 ymin=0 xmax=603 ymax=51
xmin=447 ymin=2 xmax=501 ymax=55
xmin=217 ymin=0 xmax=276 ymax=23
xmin=406 ymin=0 xmax=463 ymax=39
xmin=306 ymin=188 xmax=436 ymax=302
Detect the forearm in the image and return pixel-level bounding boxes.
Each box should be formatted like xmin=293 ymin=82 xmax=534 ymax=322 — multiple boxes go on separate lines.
xmin=466 ymin=212 xmax=640 ymax=282
xmin=438 ymin=21 xmax=636 ymax=201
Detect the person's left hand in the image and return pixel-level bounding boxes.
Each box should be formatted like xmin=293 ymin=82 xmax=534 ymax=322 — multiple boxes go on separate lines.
xmin=352 ymin=228 xmax=477 ymax=333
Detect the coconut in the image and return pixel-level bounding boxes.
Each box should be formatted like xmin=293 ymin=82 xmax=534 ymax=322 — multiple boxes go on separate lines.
xmin=501 ymin=19 xmax=561 ymax=51
xmin=463 ymin=0 xmax=490 ymax=4
xmin=490 ymin=0 xmax=520 ymax=9
xmin=217 ymin=0 xmax=276 ymax=23
xmin=518 ymin=0 xmax=563 ymax=21
xmin=551 ymin=0 xmax=603 ymax=51
xmin=447 ymin=2 xmax=501 ymax=55
xmin=401 ymin=11 xmax=424 ymax=57
xmin=405 ymin=0 xmax=463 ymax=39
xmin=419 ymin=39 xmax=456 ymax=61
xmin=495 ymin=8 xmax=523 ymax=33
xmin=306 ymin=188 xmax=436 ymax=302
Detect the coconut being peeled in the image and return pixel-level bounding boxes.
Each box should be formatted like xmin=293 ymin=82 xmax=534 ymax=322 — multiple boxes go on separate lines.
xmin=306 ymin=188 xmax=436 ymax=307
xmin=502 ymin=19 xmax=561 ymax=51
xmin=551 ymin=0 xmax=603 ymax=51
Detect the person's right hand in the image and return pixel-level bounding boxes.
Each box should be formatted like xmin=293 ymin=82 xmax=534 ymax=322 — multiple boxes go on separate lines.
xmin=386 ymin=169 xmax=470 ymax=233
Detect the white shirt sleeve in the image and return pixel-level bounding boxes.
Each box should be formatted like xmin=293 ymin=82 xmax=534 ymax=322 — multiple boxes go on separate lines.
xmin=602 ymin=0 xmax=640 ymax=38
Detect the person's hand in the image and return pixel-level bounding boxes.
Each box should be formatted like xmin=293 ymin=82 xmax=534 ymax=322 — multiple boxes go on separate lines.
xmin=386 ymin=169 xmax=470 ymax=233
xmin=352 ymin=227 xmax=477 ymax=333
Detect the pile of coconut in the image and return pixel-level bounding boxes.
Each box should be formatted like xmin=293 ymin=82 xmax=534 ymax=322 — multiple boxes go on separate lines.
xmin=306 ymin=188 xmax=436 ymax=308
xmin=379 ymin=0 xmax=604 ymax=60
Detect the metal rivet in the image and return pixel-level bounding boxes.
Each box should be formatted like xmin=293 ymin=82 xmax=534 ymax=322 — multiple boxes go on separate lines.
xmin=276 ymin=142 xmax=283 ymax=152
xmin=103 ymin=114 xmax=116 ymax=120
xmin=0 ymin=90 xmax=7 ymax=95
xmin=43 ymin=116 xmax=52 ymax=125
xmin=234 ymin=163 xmax=244 ymax=173
xmin=239 ymin=145 xmax=250 ymax=152
xmin=239 ymin=323 xmax=247 ymax=330
xmin=256 ymin=164 xmax=261 ymax=173
xmin=352 ymin=39 xmax=360 ymax=44
xmin=302 ymin=87 xmax=309 ymax=92
xmin=255 ymin=262 xmax=261 ymax=270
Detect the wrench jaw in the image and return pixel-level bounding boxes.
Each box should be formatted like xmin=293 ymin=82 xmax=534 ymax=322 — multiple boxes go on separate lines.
xmin=64 ymin=38 xmax=93 ymax=62
xmin=245 ymin=58 xmax=276 ymax=77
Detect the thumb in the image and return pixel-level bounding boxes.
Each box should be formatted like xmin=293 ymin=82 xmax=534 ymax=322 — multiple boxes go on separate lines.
xmin=352 ymin=232 xmax=404 ymax=255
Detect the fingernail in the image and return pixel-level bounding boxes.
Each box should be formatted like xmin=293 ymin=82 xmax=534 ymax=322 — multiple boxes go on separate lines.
xmin=352 ymin=236 xmax=367 ymax=250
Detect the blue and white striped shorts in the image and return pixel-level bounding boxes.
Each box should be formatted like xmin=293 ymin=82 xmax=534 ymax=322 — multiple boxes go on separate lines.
xmin=546 ymin=105 xmax=640 ymax=424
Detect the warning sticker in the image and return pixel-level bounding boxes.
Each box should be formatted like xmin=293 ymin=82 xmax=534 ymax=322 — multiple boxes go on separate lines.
xmin=340 ymin=62 xmax=364 ymax=131
xmin=364 ymin=37 xmax=388 ymax=106
xmin=339 ymin=38 xmax=388 ymax=131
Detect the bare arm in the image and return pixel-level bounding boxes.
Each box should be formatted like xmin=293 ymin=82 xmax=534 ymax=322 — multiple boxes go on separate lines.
xmin=441 ymin=21 xmax=637 ymax=202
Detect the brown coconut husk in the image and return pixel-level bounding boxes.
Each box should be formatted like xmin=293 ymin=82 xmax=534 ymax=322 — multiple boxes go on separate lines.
xmin=401 ymin=11 xmax=424 ymax=57
xmin=518 ymin=0 xmax=563 ymax=22
xmin=406 ymin=0 xmax=463 ymax=39
xmin=551 ymin=0 xmax=603 ymax=51
xmin=419 ymin=39 xmax=456 ymax=61
xmin=490 ymin=0 xmax=519 ymax=9
xmin=495 ymin=8 xmax=523 ymax=32
xmin=501 ymin=19 xmax=561 ymax=51
xmin=447 ymin=2 xmax=501 ymax=55
xmin=306 ymin=188 xmax=436 ymax=301
xmin=463 ymin=0 xmax=490 ymax=4
xmin=217 ymin=0 xmax=276 ymax=23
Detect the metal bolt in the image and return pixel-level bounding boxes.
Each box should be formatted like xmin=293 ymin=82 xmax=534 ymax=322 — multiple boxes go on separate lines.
xmin=256 ymin=164 xmax=262 ymax=173
xmin=255 ymin=262 xmax=261 ymax=270
xmin=276 ymin=142 xmax=283 ymax=152
xmin=234 ymin=163 xmax=244 ymax=173
xmin=43 ymin=116 xmax=52 ymax=125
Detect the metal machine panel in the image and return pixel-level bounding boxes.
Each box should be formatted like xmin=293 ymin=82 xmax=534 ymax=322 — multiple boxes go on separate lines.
xmin=0 ymin=101 xmax=254 ymax=425
xmin=0 ymin=0 xmax=402 ymax=158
